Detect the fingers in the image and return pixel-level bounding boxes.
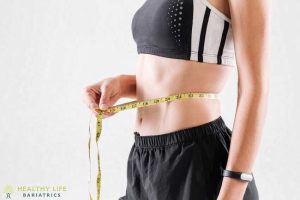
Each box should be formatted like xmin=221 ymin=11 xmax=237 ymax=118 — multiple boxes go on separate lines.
xmin=89 ymin=102 xmax=100 ymax=117
xmin=83 ymin=80 xmax=121 ymax=119
xmin=83 ymin=86 xmax=100 ymax=117
xmin=99 ymin=84 xmax=110 ymax=110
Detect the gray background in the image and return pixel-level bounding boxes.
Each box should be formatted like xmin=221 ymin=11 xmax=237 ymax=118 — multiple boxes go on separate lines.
xmin=0 ymin=0 xmax=299 ymax=199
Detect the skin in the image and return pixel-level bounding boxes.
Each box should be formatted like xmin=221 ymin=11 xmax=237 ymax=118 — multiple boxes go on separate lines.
xmin=83 ymin=0 xmax=271 ymax=199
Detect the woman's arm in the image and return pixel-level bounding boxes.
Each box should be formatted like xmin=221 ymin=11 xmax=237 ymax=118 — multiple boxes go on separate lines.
xmin=217 ymin=0 xmax=271 ymax=199
xmin=116 ymin=74 xmax=137 ymax=100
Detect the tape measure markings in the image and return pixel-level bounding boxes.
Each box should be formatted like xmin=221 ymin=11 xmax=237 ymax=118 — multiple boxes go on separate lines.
xmin=88 ymin=91 xmax=218 ymax=200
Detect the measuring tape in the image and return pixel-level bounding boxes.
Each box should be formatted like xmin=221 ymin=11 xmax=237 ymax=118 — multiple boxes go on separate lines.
xmin=88 ymin=91 xmax=218 ymax=200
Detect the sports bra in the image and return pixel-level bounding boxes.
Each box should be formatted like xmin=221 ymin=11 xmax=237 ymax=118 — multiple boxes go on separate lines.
xmin=131 ymin=0 xmax=236 ymax=67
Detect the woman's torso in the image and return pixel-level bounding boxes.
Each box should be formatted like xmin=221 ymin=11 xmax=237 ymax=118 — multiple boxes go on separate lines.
xmin=133 ymin=0 xmax=233 ymax=136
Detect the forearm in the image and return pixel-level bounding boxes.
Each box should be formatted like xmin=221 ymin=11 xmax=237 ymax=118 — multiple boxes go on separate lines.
xmin=218 ymin=87 xmax=269 ymax=198
xmin=115 ymin=74 xmax=137 ymax=100
xmin=226 ymin=87 xmax=269 ymax=172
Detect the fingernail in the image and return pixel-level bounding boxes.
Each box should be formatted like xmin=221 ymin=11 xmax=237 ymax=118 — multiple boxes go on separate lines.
xmin=100 ymin=104 xmax=108 ymax=110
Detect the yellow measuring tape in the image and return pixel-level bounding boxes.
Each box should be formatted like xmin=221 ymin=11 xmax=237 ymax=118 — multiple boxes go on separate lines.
xmin=88 ymin=91 xmax=218 ymax=200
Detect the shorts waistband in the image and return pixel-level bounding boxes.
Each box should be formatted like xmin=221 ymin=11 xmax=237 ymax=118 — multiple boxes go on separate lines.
xmin=133 ymin=116 xmax=228 ymax=148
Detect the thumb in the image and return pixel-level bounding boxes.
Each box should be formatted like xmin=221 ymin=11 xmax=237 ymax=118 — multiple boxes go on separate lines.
xmin=99 ymin=86 xmax=110 ymax=110
xmin=89 ymin=102 xmax=100 ymax=115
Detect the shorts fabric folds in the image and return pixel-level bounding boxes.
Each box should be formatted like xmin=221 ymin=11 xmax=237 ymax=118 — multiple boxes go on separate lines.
xmin=118 ymin=116 xmax=259 ymax=200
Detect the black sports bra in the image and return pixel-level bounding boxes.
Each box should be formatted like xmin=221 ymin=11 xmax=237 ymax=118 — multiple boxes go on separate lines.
xmin=131 ymin=0 xmax=236 ymax=66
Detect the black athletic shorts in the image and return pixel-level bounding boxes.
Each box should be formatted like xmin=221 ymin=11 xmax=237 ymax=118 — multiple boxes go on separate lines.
xmin=119 ymin=116 xmax=259 ymax=200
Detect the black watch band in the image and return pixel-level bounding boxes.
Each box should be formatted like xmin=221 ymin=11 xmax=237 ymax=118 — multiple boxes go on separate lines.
xmin=222 ymin=169 xmax=253 ymax=182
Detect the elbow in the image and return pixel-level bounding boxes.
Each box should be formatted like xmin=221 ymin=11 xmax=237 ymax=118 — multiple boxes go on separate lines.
xmin=237 ymin=71 xmax=270 ymax=97
xmin=238 ymin=82 xmax=270 ymax=98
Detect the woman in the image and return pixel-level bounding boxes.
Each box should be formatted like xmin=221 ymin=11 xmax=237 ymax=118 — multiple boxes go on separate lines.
xmin=83 ymin=0 xmax=270 ymax=199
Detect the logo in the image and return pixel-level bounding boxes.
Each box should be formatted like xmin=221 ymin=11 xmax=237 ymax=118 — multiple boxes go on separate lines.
xmin=3 ymin=185 xmax=14 ymax=199
xmin=2 ymin=184 xmax=68 ymax=199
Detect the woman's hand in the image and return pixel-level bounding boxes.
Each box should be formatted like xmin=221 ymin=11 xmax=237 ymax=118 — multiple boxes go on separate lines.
xmin=83 ymin=75 xmax=122 ymax=118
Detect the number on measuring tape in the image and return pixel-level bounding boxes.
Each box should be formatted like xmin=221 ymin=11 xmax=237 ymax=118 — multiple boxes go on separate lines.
xmin=131 ymin=104 xmax=137 ymax=108
xmin=88 ymin=92 xmax=218 ymax=200
xmin=176 ymin=94 xmax=182 ymax=99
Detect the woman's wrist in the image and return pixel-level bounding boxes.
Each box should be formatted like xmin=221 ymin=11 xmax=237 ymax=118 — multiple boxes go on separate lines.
xmin=115 ymin=74 xmax=137 ymax=99
xmin=217 ymin=177 xmax=249 ymax=200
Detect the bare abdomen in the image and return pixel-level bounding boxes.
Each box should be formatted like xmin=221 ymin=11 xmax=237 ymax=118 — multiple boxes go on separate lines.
xmin=133 ymin=54 xmax=233 ymax=136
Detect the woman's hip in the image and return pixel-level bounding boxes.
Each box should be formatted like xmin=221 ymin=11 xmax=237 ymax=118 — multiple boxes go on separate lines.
xmin=121 ymin=116 xmax=258 ymax=200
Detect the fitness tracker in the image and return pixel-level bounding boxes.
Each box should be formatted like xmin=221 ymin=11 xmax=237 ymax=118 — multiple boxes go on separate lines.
xmin=222 ymin=169 xmax=253 ymax=182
